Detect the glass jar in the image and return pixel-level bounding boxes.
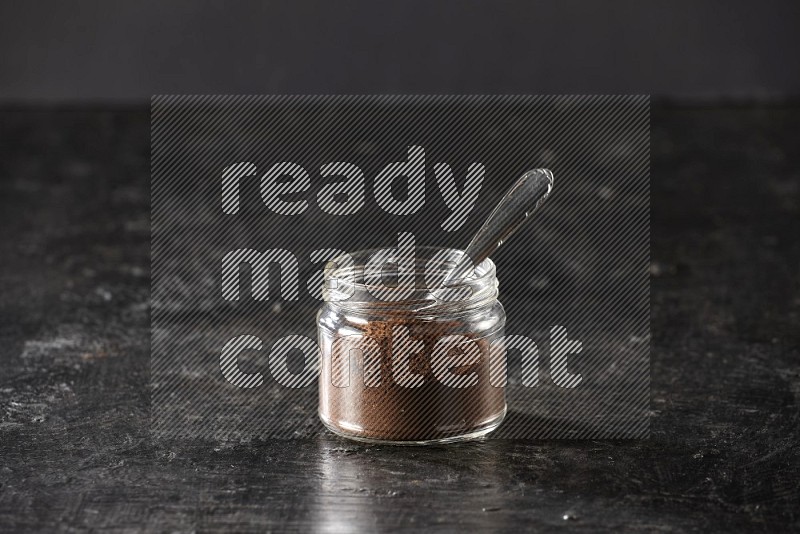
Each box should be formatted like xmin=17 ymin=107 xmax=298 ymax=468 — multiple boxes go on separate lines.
xmin=317 ymin=247 xmax=506 ymax=444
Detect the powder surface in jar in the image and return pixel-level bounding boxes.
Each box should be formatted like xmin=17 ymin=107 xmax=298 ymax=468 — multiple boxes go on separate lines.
xmin=319 ymin=315 xmax=505 ymax=442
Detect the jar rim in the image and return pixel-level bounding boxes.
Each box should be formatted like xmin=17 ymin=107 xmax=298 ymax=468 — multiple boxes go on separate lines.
xmin=323 ymin=246 xmax=498 ymax=314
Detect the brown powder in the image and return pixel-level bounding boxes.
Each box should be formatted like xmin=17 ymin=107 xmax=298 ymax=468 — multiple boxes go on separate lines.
xmin=319 ymin=316 xmax=505 ymax=442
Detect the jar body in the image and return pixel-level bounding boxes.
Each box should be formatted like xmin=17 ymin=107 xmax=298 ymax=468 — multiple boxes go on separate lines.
xmin=317 ymin=299 xmax=507 ymax=444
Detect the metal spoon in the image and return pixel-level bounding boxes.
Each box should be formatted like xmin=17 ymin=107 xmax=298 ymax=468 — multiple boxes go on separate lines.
xmin=438 ymin=168 xmax=554 ymax=289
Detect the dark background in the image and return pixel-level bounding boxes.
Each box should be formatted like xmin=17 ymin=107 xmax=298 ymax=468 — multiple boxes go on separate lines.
xmin=1 ymin=1 xmax=799 ymax=532
xmin=0 ymin=0 xmax=799 ymax=101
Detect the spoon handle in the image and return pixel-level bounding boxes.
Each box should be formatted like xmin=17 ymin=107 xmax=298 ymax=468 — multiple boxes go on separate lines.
xmin=443 ymin=168 xmax=554 ymax=285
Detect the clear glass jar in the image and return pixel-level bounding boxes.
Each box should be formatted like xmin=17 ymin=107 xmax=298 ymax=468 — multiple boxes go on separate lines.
xmin=317 ymin=247 xmax=506 ymax=444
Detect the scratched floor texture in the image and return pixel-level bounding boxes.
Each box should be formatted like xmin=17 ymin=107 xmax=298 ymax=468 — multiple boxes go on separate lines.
xmin=0 ymin=105 xmax=798 ymax=532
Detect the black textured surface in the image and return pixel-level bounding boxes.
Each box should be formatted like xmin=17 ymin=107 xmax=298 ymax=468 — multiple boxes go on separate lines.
xmin=1 ymin=105 xmax=799 ymax=532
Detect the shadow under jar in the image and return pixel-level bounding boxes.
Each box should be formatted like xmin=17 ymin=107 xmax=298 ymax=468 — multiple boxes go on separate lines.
xmin=317 ymin=247 xmax=507 ymax=445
